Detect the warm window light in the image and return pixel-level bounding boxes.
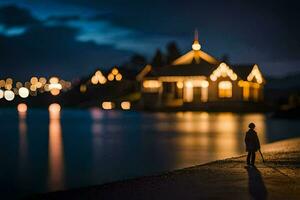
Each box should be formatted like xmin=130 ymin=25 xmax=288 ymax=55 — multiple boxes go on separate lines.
xmin=112 ymin=68 xmax=119 ymax=75
xmin=116 ymin=74 xmax=122 ymax=81
xmin=143 ymin=80 xmax=161 ymax=88
xmin=17 ymin=103 xmax=27 ymax=113
xmin=108 ymin=73 xmax=114 ymax=81
xmin=176 ymin=81 xmax=184 ymax=89
xmin=201 ymin=80 xmax=209 ymax=88
xmin=184 ymin=81 xmax=193 ymax=102
xmin=102 ymin=101 xmax=114 ymax=110
xmin=218 ymin=81 xmax=232 ymax=98
xmin=18 ymin=87 xmax=29 ymax=98
xmin=0 ymin=89 xmax=3 ymax=99
xmin=4 ymin=90 xmax=15 ymax=101
xmin=121 ymin=101 xmax=131 ymax=110
xmin=80 ymin=84 xmax=87 ymax=93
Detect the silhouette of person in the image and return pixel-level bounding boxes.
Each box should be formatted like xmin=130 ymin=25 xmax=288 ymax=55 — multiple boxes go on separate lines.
xmin=245 ymin=123 xmax=260 ymax=166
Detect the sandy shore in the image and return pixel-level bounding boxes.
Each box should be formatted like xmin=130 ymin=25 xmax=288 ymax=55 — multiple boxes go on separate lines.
xmin=29 ymin=138 xmax=300 ymax=200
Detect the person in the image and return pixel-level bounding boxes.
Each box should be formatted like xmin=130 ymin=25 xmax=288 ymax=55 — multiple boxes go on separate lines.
xmin=245 ymin=123 xmax=261 ymax=166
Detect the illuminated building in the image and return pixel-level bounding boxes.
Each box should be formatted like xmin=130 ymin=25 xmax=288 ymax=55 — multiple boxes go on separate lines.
xmin=138 ymin=31 xmax=265 ymax=109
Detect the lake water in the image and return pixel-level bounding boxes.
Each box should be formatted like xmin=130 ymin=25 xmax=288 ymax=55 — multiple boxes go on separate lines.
xmin=0 ymin=107 xmax=300 ymax=199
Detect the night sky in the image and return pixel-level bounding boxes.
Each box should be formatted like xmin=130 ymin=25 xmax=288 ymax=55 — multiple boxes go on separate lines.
xmin=0 ymin=0 xmax=300 ymax=80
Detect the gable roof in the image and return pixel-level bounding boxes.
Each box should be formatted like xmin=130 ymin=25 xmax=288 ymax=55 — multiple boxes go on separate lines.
xmin=172 ymin=49 xmax=218 ymax=65
xmin=231 ymin=64 xmax=254 ymax=80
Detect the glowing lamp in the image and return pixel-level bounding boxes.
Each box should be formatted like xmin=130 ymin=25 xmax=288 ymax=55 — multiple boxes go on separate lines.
xmin=121 ymin=101 xmax=131 ymax=110
xmin=112 ymin=68 xmax=119 ymax=75
xmin=102 ymin=101 xmax=114 ymax=110
xmin=116 ymin=74 xmax=122 ymax=81
xmin=0 ymin=89 xmax=3 ymax=99
xmin=192 ymin=41 xmax=201 ymax=51
xmin=176 ymin=82 xmax=184 ymax=89
xmin=108 ymin=73 xmax=114 ymax=81
xmin=4 ymin=90 xmax=15 ymax=101
xmin=18 ymin=87 xmax=29 ymax=98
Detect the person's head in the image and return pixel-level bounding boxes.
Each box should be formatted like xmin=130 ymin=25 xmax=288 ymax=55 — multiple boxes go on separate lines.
xmin=248 ymin=123 xmax=255 ymax=129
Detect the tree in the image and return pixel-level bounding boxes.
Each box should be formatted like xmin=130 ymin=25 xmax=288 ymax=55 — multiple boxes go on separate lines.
xmin=166 ymin=41 xmax=181 ymax=64
xmin=151 ymin=49 xmax=165 ymax=68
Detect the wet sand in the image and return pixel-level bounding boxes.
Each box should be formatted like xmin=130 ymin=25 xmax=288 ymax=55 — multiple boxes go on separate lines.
xmin=29 ymin=138 xmax=300 ymax=200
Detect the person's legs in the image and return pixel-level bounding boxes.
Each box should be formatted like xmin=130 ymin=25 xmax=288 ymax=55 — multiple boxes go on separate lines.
xmin=247 ymin=152 xmax=251 ymax=165
xmin=251 ymin=151 xmax=256 ymax=165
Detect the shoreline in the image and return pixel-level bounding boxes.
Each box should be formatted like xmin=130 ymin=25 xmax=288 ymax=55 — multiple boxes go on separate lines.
xmin=29 ymin=137 xmax=300 ymax=200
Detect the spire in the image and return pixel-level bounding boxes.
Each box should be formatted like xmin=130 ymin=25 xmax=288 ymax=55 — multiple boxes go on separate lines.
xmin=194 ymin=29 xmax=198 ymax=41
xmin=192 ymin=29 xmax=201 ymax=51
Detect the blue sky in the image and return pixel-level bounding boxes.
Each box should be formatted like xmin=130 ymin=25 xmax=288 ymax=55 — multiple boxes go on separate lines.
xmin=0 ymin=0 xmax=300 ymax=80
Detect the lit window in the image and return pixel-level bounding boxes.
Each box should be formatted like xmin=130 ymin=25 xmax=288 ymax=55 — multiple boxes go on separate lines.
xmin=218 ymin=81 xmax=232 ymax=98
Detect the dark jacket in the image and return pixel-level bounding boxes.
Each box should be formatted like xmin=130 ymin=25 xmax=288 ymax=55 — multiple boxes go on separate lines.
xmin=245 ymin=129 xmax=260 ymax=152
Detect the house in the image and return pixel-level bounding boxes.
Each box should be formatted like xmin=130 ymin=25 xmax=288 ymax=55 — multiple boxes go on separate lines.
xmin=137 ymin=31 xmax=265 ymax=110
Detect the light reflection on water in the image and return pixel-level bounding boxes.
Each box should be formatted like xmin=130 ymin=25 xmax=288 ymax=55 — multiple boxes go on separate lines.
xmin=0 ymin=108 xmax=299 ymax=198
xmin=48 ymin=110 xmax=64 ymax=191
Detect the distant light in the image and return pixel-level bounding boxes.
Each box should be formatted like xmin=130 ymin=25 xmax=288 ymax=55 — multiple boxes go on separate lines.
xmin=108 ymin=73 xmax=114 ymax=81
xmin=39 ymin=77 xmax=47 ymax=84
xmin=80 ymin=84 xmax=87 ymax=93
xmin=30 ymin=77 xmax=38 ymax=84
xmin=49 ymin=77 xmax=59 ymax=84
xmin=30 ymin=85 xmax=37 ymax=91
xmin=91 ymin=76 xmax=98 ymax=85
xmin=16 ymin=82 xmax=23 ymax=88
xmin=0 ymin=80 xmax=5 ymax=87
xmin=0 ymin=89 xmax=3 ymax=99
xmin=102 ymin=101 xmax=114 ymax=110
xmin=121 ymin=101 xmax=131 ymax=110
xmin=4 ymin=90 xmax=15 ymax=101
xmin=17 ymin=103 xmax=27 ymax=113
xmin=116 ymin=74 xmax=122 ymax=81
xmin=18 ymin=87 xmax=29 ymax=98
xmin=112 ymin=68 xmax=119 ymax=75
xmin=6 ymin=78 xmax=13 ymax=85
xmin=48 ymin=83 xmax=62 ymax=90
xmin=99 ymin=77 xmax=107 ymax=84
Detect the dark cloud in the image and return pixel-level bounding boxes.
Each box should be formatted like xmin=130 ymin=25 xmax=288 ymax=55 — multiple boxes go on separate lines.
xmin=47 ymin=15 xmax=81 ymax=23
xmin=0 ymin=24 xmax=133 ymax=80
xmin=0 ymin=4 xmax=40 ymax=28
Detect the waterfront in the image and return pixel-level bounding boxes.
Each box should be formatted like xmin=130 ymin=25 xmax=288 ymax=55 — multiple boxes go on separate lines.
xmin=0 ymin=108 xmax=300 ymax=198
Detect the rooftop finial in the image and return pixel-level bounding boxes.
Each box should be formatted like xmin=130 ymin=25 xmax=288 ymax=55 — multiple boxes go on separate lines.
xmin=192 ymin=29 xmax=201 ymax=51
xmin=194 ymin=29 xmax=198 ymax=41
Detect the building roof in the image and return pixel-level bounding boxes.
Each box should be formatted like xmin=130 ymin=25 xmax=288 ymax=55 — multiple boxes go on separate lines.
xmin=231 ymin=64 xmax=256 ymax=80
xmin=152 ymin=59 xmax=219 ymax=77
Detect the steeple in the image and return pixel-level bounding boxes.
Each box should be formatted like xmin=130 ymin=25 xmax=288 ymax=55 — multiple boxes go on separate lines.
xmin=192 ymin=29 xmax=201 ymax=51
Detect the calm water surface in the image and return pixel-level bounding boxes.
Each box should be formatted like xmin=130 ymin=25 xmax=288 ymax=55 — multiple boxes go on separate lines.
xmin=0 ymin=108 xmax=300 ymax=199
